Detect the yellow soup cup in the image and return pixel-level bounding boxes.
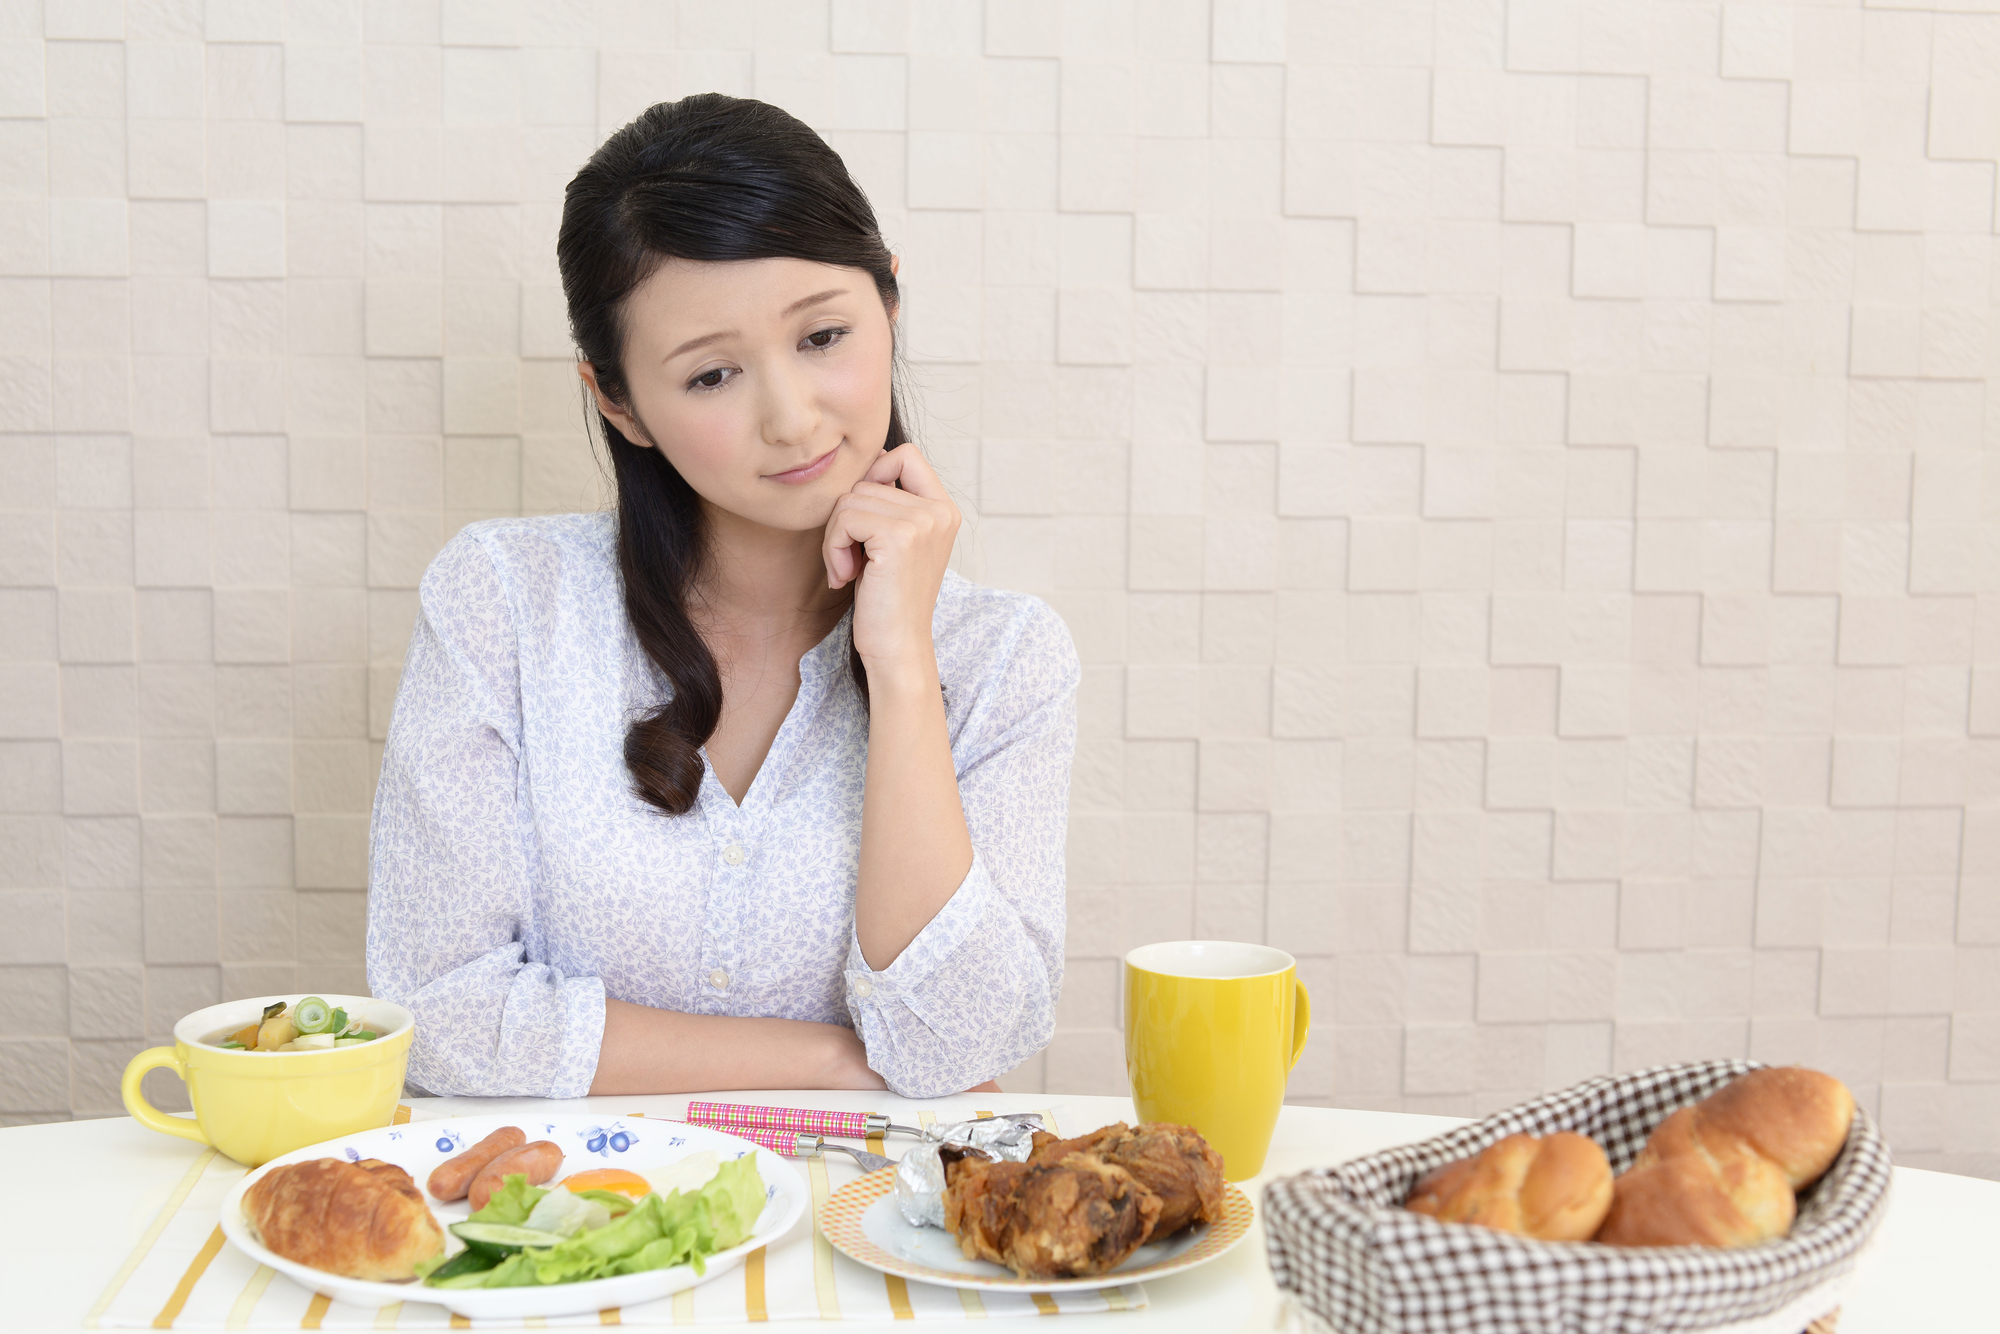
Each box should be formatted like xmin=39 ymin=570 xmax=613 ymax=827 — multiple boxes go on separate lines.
xmin=120 ymin=994 xmax=415 ymax=1167
xmin=1124 ymin=941 xmax=1311 ymax=1181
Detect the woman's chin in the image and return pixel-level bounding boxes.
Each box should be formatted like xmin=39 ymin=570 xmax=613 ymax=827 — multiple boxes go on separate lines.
xmin=703 ymin=490 xmax=840 ymax=536
xmin=698 ymin=445 xmax=874 ymax=534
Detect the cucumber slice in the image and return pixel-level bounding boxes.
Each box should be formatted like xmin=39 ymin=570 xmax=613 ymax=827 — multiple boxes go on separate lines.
xmin=448 ymin=1221 xmax=562 ymax=1257
xmin=423 ymin=1247 xmax=500 ymax=1283
xmin=293 ymin=996 xmax=333 ymax=1035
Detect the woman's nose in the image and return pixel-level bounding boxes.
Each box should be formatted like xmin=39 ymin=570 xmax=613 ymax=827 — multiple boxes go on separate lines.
xmin=758 ymin=357 xmax=819 ymax=449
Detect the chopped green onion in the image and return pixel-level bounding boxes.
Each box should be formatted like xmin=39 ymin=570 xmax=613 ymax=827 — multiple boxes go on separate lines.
xmin=327 ymin=1006 xmax=348 ymax=1034
xmin=260 ymin=1001 xmax=286 ymax=1021
xmin=218 ymin=1040 xmax=246 ymax=1049
xmin=293 ymin=996 xmax=334 ymax=1035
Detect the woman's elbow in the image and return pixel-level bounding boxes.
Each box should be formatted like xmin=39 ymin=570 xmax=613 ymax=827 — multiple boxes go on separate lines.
xmin=873 ymin=987 xmax=1055 ymax=1100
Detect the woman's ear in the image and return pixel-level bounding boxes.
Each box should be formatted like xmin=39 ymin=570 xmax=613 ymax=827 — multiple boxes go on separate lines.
xmin=578 ymin=362 xmax=645 ymax=444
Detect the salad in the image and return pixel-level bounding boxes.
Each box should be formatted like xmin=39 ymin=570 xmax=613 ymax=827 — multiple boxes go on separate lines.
xmin=209 ymin=997 xmax=383 ymax=1052
xmin=417 ymin=1153 xmax=767 ymax=1289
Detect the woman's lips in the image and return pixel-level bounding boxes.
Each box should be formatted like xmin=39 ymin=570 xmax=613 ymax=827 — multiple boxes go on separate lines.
xmin=763 ymin=446 xmax=840 ymax=484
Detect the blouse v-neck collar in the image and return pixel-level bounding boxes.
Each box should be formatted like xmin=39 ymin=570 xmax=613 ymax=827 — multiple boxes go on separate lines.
xmin=700 ymin=603 xmax=854 ymax=814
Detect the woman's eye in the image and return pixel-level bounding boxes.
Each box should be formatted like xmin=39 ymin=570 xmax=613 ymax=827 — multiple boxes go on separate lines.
xmin=689 ymin=367 xmax=732 ymax=391
xmin=804 ymin=326 xmax=850 ymax=350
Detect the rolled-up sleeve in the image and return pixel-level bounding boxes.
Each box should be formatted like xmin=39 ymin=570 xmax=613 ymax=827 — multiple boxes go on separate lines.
xmin=842 ymin=598 xmax=1080 ymax=1097
xmin=366 ymin=530 xmax=605 ymax=1098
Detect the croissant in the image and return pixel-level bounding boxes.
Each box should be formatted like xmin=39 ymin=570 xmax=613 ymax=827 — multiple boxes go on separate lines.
xmin=244 ymin=1158 xmax=444 ymax=1281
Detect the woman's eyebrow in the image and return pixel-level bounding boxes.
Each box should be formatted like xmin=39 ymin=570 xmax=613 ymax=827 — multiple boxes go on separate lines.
xmin=663 ymin=288 xmax=852 ymax=363
xmin=783 ymin=287 xmax=849 ymax=316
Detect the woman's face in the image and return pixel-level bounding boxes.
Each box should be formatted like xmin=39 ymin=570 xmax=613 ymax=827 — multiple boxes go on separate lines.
xmin=586 ymin=255 xmax=898 ymax=534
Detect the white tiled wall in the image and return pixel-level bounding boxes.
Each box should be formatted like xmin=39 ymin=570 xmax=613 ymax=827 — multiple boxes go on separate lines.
xmin=2 ymin=0 xmax=1997 ymax=1178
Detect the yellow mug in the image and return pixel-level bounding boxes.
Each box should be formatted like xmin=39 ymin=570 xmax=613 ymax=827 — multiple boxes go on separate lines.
xmin=121 ymin=993 xmax=415 ymax=1167
xmin=1124 ymin=941 xmax=1311 ymax=1181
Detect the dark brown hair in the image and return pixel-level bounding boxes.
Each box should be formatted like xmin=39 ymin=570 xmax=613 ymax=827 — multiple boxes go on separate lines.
xmin=557 ymin=94 xmax=906 ymax=814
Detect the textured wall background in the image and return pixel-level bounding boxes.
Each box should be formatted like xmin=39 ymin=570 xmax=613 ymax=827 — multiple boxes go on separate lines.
xmin=2 ymin=0 xmax=1999 ymax=1178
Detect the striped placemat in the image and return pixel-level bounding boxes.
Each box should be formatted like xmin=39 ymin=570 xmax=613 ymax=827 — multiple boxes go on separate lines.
xmin=84 ymin=1106 xmax=1147 ymax=1327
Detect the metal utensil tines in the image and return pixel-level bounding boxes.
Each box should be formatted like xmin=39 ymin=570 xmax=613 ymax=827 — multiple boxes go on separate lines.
xmin=791 ymin=1132 xmax=893 ymax=1173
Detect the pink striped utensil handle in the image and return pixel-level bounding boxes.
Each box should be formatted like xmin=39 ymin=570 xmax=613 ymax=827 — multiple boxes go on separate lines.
xmin=633 ymin=1113 xmax=808 ymax=1158
xmin=686 ymin=1101 xmax=873 ymax=1140
xmin=696 ymin=1119 xmax=810 ymax=1157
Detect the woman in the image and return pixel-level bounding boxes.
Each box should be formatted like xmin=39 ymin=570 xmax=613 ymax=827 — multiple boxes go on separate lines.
xmin=366 ymin=95 xmax=1078 ymax=1100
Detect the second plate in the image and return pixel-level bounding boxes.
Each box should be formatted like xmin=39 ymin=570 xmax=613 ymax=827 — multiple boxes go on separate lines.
xmin=820 ymin=1165 xmax=1253 ymax=1293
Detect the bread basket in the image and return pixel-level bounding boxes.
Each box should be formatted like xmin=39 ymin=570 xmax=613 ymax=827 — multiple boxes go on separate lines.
xmin=1262 ymin=1060 xmax=1891 ymax=1334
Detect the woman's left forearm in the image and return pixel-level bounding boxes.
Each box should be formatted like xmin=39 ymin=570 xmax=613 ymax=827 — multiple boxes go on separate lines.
xmin=855 ymin=652 xmax=974 ymax=971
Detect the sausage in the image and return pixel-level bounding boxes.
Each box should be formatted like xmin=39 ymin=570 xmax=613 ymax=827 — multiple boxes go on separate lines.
xmin=467 ymin=1140 xmax=565 ymax=1212
xmin=427 ymin=1126 xmax=527 ymax=1201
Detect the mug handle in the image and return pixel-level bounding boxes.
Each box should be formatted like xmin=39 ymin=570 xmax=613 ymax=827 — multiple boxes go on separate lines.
xmin=121 ymin=1046 xmax=208 ymax=1146
xmin=1289 ymin=979 xmax=1312 ymax=1072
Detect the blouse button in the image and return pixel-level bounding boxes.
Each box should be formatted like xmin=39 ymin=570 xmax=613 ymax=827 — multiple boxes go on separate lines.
xmin=722 ymin=843 xmax=747 ymax=866
xmin=709 ymin=968 xmax=729 ymax=990
xmin=853 ymin=976 xmax=874 ymax=999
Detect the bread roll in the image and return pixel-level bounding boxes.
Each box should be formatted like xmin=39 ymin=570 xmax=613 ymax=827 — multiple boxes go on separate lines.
xmin=245 ymin=1158 xmax=444 ymax=1281
xmin=1405 ymin=1132 xmax=1614 ymax=1242
xmin=1595 ymin=1066 xmax=1854 ymax=1249
xmin=1640 ymin=1067 xmax=1854 ymax=1190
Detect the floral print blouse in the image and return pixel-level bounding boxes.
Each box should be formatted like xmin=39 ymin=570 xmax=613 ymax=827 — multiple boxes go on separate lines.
xmin=365 ymin=512 xmax=1079 ymax=1100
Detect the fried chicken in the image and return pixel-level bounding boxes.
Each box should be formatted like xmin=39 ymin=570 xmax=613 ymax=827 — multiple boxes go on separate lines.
xmin=943 ymin=1148 xmax=1161 ymax=1278
xmin=1031 ymin=1121 xmax=1226 ymax=1236
xmin=1028 ymin=1125 xmax=1125 ymax=1163
xmin=1002 ymin=1153 xmax=1162 ymax=1277
xmin=1101 ymin=1123 xmax=1226 ymax=1235
xmin=940 ymin=1154 xmax=1031 ymax=1267
xmin=941 ymin=1121 xmax=1224 ymax=1280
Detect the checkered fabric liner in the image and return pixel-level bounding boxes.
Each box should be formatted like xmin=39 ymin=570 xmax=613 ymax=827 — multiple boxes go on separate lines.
xmin=1262 ymin=1061 xmax=1892 ymax=1334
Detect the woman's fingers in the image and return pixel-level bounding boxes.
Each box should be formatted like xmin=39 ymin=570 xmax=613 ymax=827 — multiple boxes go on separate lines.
xmin=823 ymin=447 xmax=960 ymax=589
xmin=845 ymin=479 xmax=926 ymax=507
xmin=822 ymin=497 xmax=895 ymax=588
xmin=861 ymin=441 xmax=949 ymax=500
xmin=823 ymin=494 xmax=933 ymax=588
xmin=824 ymin=535 xmax=857 ymax=587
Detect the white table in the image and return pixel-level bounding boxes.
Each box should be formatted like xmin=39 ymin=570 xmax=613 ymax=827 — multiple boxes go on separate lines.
xmin=6 ymin=1090 xmax=1992 ymax=1331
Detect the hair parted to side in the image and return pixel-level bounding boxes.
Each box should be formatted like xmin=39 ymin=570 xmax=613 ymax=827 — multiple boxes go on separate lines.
xmin=557 ymin=93 xmax=908 ymax=815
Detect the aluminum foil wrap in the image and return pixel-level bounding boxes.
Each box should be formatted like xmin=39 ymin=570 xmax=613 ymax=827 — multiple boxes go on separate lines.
xmin=893 ymin=1113 xmax=1045 ymax=1227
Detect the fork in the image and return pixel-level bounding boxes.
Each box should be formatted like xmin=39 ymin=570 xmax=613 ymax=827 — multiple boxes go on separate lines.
xmin=691 ymin=1120 xmax=895 ymax=1172
xmin=795 ymin=1135 xmax=893 ymax=1173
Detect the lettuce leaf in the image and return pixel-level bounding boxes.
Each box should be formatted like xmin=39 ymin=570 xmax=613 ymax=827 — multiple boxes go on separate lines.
xmin=699 ymin=1154 xmax=768 ymax=1252
xmin=467 ymin=1174 xmax=548 ymax=1227
xmin=574 ymin=1189 xmax=639 ymax=1217
xmin=430 ymin=1153 xmax=767 ymax=1288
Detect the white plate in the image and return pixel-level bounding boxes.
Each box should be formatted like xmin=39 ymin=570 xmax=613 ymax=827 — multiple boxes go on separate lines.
xmin=218 ymin=1112 xmax=808 ymax=1319
xmin=820 ymin=1165 xmax=1255 ymax=1293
